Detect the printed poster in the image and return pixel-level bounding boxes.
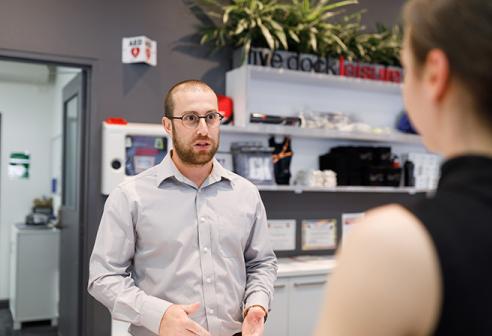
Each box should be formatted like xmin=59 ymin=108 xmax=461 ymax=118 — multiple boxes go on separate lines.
xmin=342 ymin=213 xmax=365 ymax=242
xmin=301 ymin=219 xmax=337 ymax=250
xmin=267 ymin=219 xmax=296 ymax=251
xmin=8 ymin=152 xmax=30 ymax=180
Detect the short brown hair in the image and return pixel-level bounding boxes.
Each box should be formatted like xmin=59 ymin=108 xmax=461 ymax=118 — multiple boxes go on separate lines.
xmin=164 ymin=80 xmax=215 ymax=117
xmin=404 ymin=0 xmax=492 ymax=126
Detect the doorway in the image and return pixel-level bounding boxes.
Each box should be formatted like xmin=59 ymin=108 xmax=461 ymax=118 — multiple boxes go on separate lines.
xmin=0 ymin=58 xmax=89 ymax=336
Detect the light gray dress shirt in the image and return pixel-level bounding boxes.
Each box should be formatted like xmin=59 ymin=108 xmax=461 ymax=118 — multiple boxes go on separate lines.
xmin=88 ymin=153 xmax=278 ymax=336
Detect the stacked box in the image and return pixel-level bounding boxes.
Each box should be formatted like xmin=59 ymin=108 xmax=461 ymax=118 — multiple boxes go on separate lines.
xmin=401 ymin=153 xmax=441 ymax=189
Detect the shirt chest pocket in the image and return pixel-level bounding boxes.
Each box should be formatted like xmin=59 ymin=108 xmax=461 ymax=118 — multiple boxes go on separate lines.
xmin=217 ymin=213 xmax=249 ymax=259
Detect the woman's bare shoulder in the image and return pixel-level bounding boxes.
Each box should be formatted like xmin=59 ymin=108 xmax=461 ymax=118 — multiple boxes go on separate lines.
xmin=316 ymin=204 xmax=442 ymax=336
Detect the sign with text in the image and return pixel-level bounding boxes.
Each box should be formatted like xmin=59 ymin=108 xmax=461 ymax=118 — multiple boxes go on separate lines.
xmin=301 ymin=219 xmax=337 ymax=250
xmin=342 ymin=212 xmax=365 ymax=243
xmin=242 ymin=48 xmax=403 ymax=83
xmin=267 ymin=219 xmax=296 ymax=251
xmin=9 ymin=152 xmax=30 ymax=180
xmin=122 ymin=36 xmax=157 ymax=66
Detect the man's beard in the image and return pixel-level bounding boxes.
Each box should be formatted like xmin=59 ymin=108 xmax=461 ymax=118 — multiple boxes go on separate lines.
xmin=172 ymin=131 xmax=219 ymax=166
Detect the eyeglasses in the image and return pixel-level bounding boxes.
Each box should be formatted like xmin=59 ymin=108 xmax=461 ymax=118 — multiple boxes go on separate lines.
xmin=167 ymin=112 xmax=224 ymax=129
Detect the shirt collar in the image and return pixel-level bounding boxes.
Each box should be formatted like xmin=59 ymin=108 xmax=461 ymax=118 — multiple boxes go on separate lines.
xmin=156 ymin=151 xmax=233 ymax=188
xmin=208 ymin=157 xmax=234 ymax=186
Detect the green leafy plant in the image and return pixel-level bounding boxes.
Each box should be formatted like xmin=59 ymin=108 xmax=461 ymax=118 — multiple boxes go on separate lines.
xmin=197 ymin=0 xmax=403 ymax=66
xmin=338 ymin=12 xmax=402 ymax=65
xmin=361 ymin=24 xmax=403 ymax=66
xmin=198 ymin=0 xmax=290 ymax=53
xmin=281 ymin=0 xmax=358 ymax=56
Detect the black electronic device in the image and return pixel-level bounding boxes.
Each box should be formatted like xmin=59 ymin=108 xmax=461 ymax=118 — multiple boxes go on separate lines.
xmin=319 ymin=146 xmax=401 ymax=187
xmin=250 ymin=113 xmax=302 ymax=126
xmin=403 ymin=160 xmax=415 ymax=187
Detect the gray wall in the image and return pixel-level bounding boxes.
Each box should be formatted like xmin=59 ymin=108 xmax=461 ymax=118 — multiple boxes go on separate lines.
xmin=358 ymin=0 xmax=406 ymax=29
xmin=0 ymin=1 xmax=230 ymax=335
xmin=0 ymin=0 xmax=405 ymax=335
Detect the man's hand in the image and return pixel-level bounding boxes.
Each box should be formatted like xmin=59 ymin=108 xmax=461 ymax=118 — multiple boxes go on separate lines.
xmin=159 ymin=303 xmax=210 ymax=336
xmin=242 ymin=306 xmax=266 ymax=336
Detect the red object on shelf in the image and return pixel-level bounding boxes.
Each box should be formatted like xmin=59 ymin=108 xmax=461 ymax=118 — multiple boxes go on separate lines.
xmin=217 ymin=95 xmax=233 ymax=125
xmin=105 ymin=117 xmax=128 ymax=125
xmin=135 ymin=148 xmax=158 ymax=156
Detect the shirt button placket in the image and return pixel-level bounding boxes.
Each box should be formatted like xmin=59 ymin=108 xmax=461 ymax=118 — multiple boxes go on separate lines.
xmin=196 ymin=193 xmax=218 ymax=334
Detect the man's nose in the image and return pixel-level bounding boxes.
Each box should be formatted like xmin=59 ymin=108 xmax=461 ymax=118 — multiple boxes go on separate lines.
xmin=196 ymin=118 xmax=209 ymax=136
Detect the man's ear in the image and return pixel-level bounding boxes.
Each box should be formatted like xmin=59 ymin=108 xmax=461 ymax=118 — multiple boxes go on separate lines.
xmin=423 ymin=49 xmax=450 ymax=104
xmin=162 ymin=116 xmax=173 ymax=137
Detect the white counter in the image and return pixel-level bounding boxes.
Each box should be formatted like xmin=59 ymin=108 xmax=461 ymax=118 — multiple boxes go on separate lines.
xmin=277 ymin=256 xmax=336 ymax=277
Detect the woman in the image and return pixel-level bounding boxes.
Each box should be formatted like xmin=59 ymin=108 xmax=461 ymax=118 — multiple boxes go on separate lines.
xmin=315 ymin=0 xmax=492 ymax=335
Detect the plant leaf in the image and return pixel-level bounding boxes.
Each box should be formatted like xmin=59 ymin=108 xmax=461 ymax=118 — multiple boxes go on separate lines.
xmin=331 ymin=34 xmax=348 ymax=52
xmin=234 ymin=18 xmax=248 ymax=35
xmin=258 ymin=19 xmax=275 ymax=49
xmin=288 ymin=30 xmax=300 ymax=43
xmin=303 ymin=0 xmax=310 ymax=12
xmin=200 ymin=33 xmax=210 ymax=45
xmin=206 ymin=11 xmax=223 ymax=19
xmin=320 ymin=0 xmax=358 ymax=12
xmin=223 ymin=7 xmax=233 ymax=24
xmin=273 ymin=27 xmax=288 ymax=49
xmin=309 ymin=31 xmax=317 ymax=52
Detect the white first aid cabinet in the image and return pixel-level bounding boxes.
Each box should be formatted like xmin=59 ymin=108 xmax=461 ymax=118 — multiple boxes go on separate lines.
xmin=9 ymin=224 xmax=60 ymax=330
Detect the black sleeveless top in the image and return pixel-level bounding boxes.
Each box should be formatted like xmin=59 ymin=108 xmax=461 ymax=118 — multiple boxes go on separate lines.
xmin=404 ymin=155 xmax=492 ymax=335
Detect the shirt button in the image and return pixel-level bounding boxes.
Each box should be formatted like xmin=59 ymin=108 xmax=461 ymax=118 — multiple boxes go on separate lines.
xmin=203 ymin=247 xmax=209 ymax=253
xmin=209 ymin=308 xmax=214 ymax=314
xmin=200 ymin=217 xmax=205 ymax=223
xmin=206 ymin=278 xmax=212 ymax=283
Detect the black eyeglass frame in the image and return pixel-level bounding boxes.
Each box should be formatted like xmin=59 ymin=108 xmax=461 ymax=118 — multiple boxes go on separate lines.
xmin=166 ymin=112 xmax=224 ymax=129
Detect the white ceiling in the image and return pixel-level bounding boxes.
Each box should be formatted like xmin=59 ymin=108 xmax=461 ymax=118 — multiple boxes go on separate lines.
xmin=0 ymin=60 xmax=52 ymax=85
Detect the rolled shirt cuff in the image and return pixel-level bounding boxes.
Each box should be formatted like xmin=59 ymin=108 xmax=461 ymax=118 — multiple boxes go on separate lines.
xmin=244 ymin=291 xmax=270 ymax=314
xmin=141 ymin=295 xmax=173 ymax=335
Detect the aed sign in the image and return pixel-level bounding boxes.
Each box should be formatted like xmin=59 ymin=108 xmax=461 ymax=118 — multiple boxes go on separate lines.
xmin=122 ymin=36 xmax=157 ymax=66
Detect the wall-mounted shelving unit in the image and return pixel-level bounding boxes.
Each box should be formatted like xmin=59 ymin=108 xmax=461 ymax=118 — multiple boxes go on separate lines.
xmin=222 ymin=65 xmax=431 ymax=336
xmin=226 ymin=65 xmax=407 ymax=128
xmin=221 ymin=124 xmax=421 ymax=145
xmin=223 ymin=64 xmax=429 ymax=189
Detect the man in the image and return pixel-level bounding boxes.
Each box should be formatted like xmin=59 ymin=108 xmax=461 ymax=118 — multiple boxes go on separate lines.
xmin=88 ymin=80 xmax=278 ymax=336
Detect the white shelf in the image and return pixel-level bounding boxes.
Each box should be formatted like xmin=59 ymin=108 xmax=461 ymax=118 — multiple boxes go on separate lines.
xmin=224 ymin=64 xmax=428 ymax=184
xmin=221 ymin=124 xmax=421 ymax=145
xmin=256 ymin=185 xmax=430 ymax=194
xmin=247 ymin=65 xmax=403 ymax=95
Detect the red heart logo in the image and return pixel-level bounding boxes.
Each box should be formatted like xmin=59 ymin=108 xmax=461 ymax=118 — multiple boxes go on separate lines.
xmin=131 ymin=47 xmax=140 ymax=58
xmin=146 ymin=48 xmax=151 ymax=60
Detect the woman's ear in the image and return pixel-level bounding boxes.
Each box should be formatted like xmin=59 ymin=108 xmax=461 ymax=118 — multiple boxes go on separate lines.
xmin=423 ymin=49 xmax=450 ymax=104
xmin=162 ymin=116 xmax=173 ymax=137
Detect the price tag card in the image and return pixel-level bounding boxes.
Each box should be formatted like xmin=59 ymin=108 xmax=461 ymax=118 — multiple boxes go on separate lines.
xmin=301 ymin=219 xmax=337 ymax=250
xmin=248 ymin=156 xmax=273 ymax=181
xmin=267 ymin=219 xmax=296 ymax=251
